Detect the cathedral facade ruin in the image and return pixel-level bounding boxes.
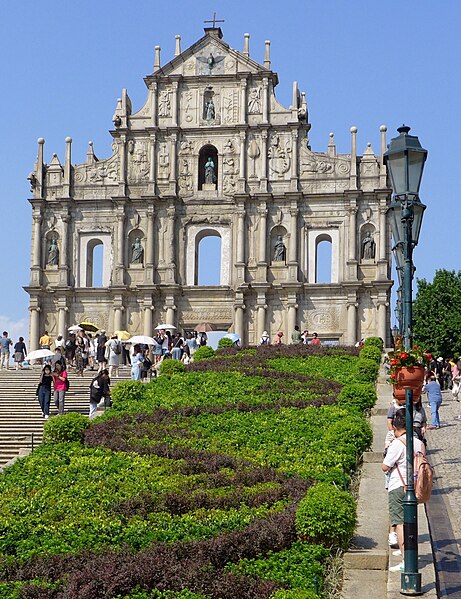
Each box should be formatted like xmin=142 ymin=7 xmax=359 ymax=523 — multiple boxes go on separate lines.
xmin=26 ymin=26 xmax=392 ymax=349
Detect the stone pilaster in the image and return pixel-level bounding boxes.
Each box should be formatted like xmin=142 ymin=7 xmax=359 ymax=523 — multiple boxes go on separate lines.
xmin=143 ymin=294 xmax=153 ymax=336
xmin=29 ymin=306 xmax=40 ymax=352
xmin=58 ymin=213 xmax=69 ymax=286
xmin=118 ymin=135 xmax=127 ymax=196
xmin=377 ymin=300 xmax=388 ymax=345
xmin=262 ymin=77 xmax=269 ymax=124
xmin=287 ymin=296 xmax=298 ymax=339
xmin=115 ymin=209 xmax=126 ymax=285
xmin=260 ymin=130 xmax=268 ymax=192
xmin=290 ymin=129 xmax=298 ymax=191
xmin=144 ymin=205 xmax=155 ymax=283
xmin=257 ymin=205 xmax=268 ymax=281
xmin=240 ymin=78 xmax=247 ymax=125
xmin=234 ymin=299 xmax=245 ymax=343
xmin=347 ymin=300 xmax=358 ymax=345
xmin=148 ymin=132 xmax=157 ymax=195
xmin=164 ymin=297 xmax=176 ymax=326
xmin=288 ymin=206 xmax=298 ymax=281
xmin=169 ymin=133 xmax=177 ymax=195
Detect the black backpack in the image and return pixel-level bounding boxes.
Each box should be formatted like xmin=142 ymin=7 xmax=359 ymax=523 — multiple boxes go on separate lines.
xmin=113 ymin=342 xmax=122 ymax=355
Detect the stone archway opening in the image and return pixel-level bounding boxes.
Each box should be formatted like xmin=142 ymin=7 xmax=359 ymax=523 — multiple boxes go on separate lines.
xmin=86 ymin=239 xmax=104 ymax=287
xmin=315 ymin=234 xmax=332 ymax=283
xmin=195 ymin=229 xmax=222 ymax=285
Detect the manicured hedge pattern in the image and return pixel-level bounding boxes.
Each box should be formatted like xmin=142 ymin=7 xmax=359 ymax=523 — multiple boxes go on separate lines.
xmin=0 ymin=344 xmax=377 ymax=598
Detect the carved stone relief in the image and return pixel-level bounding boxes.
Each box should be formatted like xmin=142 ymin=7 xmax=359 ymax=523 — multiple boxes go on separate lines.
xmin=221 ymin=89 xmax=238 ymax=123
xmin=248 ymin=87 xmax=262 ymax=114
xmin=178 ymin=158 xmax=193 ymax=195
xmin=196 ymin=50 xmax=225 ymax=75
xmin=158 ymin=89 xmax=171 ymax=118
xmin=75 ymin=143 xmax=119 ymax=185
xmin=182 ymin=90 xmax=195 ymax=124
xmin=300 ymin=144 xmax=350 ymax=178
xmin=128 ymin=140 xmax=149 ymax=183
xmin=158 ymin=144 xmax=170 ymax=180
xmin=268 ymin=134 xmax=291 ymax=178
xmin=248 ymin=137 xmax=260 ymax=178
xmin=222 ymin=138 xmax=238 ymax=196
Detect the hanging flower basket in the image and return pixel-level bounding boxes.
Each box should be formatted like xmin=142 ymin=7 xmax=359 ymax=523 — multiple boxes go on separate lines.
xmin=392 ymin=366 xmax=426 ymax=405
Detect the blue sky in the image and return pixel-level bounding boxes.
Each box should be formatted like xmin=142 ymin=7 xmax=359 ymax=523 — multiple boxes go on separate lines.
xmin=0 ymin=0 xmax=459 ymax=341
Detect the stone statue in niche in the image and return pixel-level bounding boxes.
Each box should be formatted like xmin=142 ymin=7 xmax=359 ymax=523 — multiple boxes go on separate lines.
xmin=205 ymin=157 xmax=216 ymax=184
xmin=248 ymin=87 xmax=262 ymax=114
xmin=131 ymin=238 xmax=144 ymax=264
xmin=47 ymin=238 xmax=59 ymax=265
xmin=361 ymin=231 xmax=376 ymax=260
xmin=204 ymin=97 xmax=215 ymax=121
xmin=273 ymin=235 xmax=286 ymax=262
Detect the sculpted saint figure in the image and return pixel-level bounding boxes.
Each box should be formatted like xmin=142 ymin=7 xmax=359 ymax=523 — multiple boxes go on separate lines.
xmin=47 ymin=238 xmax=59 ymax=265
xmin=131 ymin=237 xmax=144 ymax=264
xmin=204 ymin=157 xmax=216 ymax=184
xmin=205 ymin=98 xmax=215 ymax=121
xmin=273 ymin=235 xmax=286 ymax=262
xmin=362 ymin=231 xmax=376 ymax=260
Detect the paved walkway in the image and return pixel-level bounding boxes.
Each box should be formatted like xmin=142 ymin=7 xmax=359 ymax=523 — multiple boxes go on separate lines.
xmin=425 ymin=389 xmax=461 ymax=597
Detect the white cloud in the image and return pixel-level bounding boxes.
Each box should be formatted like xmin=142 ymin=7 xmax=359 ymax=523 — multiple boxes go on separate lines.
xmin=0 ymin=314 xmax=29 ymax=345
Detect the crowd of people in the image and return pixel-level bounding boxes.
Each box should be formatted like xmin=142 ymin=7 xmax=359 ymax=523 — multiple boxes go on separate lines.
xmin=382 ymin=353 xmax=461 ymax=572
xmin=260 ymin=326 xmax=322 ymax=346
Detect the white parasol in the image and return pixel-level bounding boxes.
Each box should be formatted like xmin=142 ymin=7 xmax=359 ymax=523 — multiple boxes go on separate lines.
xmin=154 ymin=324 xmax=177 ymax=331
xmin=25 ymin=349 xmax=54 ymax=360
xmin=127 ymin=335 xmax=157 ymax=345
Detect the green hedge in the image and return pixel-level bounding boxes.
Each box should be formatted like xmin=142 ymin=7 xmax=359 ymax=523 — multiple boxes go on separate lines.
xmin=111 ymin=380 xmax=146 ymax=405
xmin=193 ymin=346 xmax=216 ymax=362
xmin=359 ymin=345 xmax=382 ymax=364
xmin=159 ymin=359 xmax=185 ymax=375
xmin=42 ymin=412 xmax=90 ymax=444
xmin=354 ymin=357 xmax=379 ymax=383
xmin=338 ymin=383 xmax=377 ymax=411
xmin=363 ymin=336 xmax=384 ymax=351
xmin=295 ymin=482 xmax=357 ymax=548
xmin=218 ymin=337 xmax=234 ymax=349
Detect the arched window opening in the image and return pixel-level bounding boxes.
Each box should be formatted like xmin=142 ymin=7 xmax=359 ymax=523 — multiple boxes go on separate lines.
xmin=87 ymin=240 xmax=104 ymax=287
xmin=316 ymin=237 xmax=332 ymax=283
xmin=198 ymin=144 xmax=218 ymax=190
xmin=195 ymin=231 xmax=222 ymax=285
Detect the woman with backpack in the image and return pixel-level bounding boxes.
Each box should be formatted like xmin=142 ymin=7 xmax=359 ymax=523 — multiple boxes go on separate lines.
xmin=89 ymin=369 xmax=111 ymax=418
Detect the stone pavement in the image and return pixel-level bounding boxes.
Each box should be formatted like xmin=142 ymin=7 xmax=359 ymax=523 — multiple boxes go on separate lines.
xmin=342 ymin=373 xmax=437 ymax=599
xmin=424 ymin=389 xmax=461 ymax=597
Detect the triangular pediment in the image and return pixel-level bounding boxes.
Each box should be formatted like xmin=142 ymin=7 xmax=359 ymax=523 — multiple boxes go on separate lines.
xmin=146 ymin=30 xmax=272 ymax=81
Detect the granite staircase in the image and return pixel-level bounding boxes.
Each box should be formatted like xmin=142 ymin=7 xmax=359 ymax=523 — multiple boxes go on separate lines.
xmin=0 ymin=366 xmax=131 ymax=468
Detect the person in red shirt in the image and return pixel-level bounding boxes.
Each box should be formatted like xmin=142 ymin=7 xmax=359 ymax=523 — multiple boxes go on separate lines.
xmin=309 ymin=332 xmax=321 ymax=346
xmin=52 ymin=361 xmax=68 ymax=415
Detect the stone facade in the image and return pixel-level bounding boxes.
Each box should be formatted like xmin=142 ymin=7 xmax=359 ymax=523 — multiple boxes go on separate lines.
xmin=25 ymin=27 xmax=392 ymax=350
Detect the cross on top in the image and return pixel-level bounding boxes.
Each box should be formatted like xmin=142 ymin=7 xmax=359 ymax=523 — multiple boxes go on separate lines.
xmin=204 ymin=12 xmax=224 ymax=28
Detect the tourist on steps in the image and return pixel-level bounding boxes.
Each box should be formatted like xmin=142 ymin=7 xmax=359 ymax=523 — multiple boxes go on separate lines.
xmin=36 ymin=364 xmax=52 ymax=419
xmin=13 ymin=337 xmax=27 ymax=370
xmin=52 ymin=361 xmax=68 ymax=416
xmin=89 ymin=369 xmax=111 ymax=418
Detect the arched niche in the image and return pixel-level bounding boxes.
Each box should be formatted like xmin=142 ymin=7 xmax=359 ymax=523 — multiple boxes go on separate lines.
xmin=360 ymin=224 xmax=376 ymax=261
xmin=315 ymin=234 xmax=332 ymax=283
xmin=128 ymin=228 xmax=145 ymax=265
xmin=186 ymin=225 xmax=231 ymax=286
xmin=270 ymin=225 xmax=288 ymax=265
xmin=307 ymin=229 xmax=339 ymax=284
xmin=196 ymin=230 xmax=222 ymax=285
xmin=78 ymin=233 xmax=112 ymax=288
xmin=198 ymin=144 xmax=218 ymax=190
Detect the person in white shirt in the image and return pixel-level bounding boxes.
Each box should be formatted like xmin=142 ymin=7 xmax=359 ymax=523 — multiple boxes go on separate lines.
xmin=382 ymin=408 xmax=425 ymax=572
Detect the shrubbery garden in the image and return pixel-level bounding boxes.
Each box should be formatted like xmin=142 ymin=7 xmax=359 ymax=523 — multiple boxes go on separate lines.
xmin=0 ymin=343 xmax=378 ymax=599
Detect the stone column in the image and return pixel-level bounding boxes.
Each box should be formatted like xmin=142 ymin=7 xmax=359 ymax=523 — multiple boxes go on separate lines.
xmin=236 ymin=209 xmax=245 ymax=264
xmin=164 ymin=301 xmax=176 ymax=326
xmin=118 ymin=135 xmax=127 ymax=196
xmin=239 ymin=131 xmax=246 ymax=183
xmin=169 ymin=133 xmax=177 ymax=194
xmin=29 ymin=307 xmax=40 ymax=352
xmin=348 ymin=205 xmax=357 ymax=261
xmin=258 ymin=206 xmax=267 ymax=264
xmin=114 ymin=307 xmax=123 ymax=332
xmin=58 ymin=307 xmax=67 ymax=337
xmin=171 ymin=81 xmax=179 ymax=127
xmin=377 ymin=301 xmax=388 ymax=344
xmin=240 ymin=78 xmax=247 ymax=125
xmin=262 ymin=78 xmax=269 ymax=124
xmin=143 ymin=295 xmax=153 ymax=337
xmin=145 ymin=205 xmax=155 ymax=283
xmin=58 ymin=214 xmax=69 ymax=286
xmin=32 ymin=213 xmax=42 ymax=268
xmin=63 ymin=137 xmax=72 ymax=198
xmin=288 ymin=208 xmax=298 ymax=263
xmin=260 ymin=130 xmax=268 ymax=192
xmin=290 ymin=130 xmax=298 ymax=190
xmin=148 ymin=132 xmax=157 ymax=194
xmin=115 ymin=211 xmax=125 ymax=285
xmin=257 ymin=304 xmax=267 ymax=341
xmin=347 ymin=302 xmax=358 ymax=345
xmin=151 ymin=82 xmax=158 ymax=127
xmin=234 ymin=305 xmax=245 ymax=340
xmin=287 ymin=302 xmax=298 ymax=338
xmin=379 ymin=206 xmax=387 ymax=261
xmin=349 ymin=127 xmax=357 ymax=190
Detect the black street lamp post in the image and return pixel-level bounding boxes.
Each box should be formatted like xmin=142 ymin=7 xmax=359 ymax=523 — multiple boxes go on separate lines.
xmin=384 ymin=125 xmax=427 ymax=595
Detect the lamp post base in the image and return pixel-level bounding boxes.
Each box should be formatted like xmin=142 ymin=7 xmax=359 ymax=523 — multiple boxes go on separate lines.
xmin=400 ymin=572 xmax=423 ymax=595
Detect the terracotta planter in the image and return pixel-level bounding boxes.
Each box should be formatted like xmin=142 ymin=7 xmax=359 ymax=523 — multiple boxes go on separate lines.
xmin=393 ymin=366 xmax=426 ymax=405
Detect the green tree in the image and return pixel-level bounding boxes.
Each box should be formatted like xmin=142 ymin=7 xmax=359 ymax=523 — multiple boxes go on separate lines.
xmin=413 ymin=269 xmax=461 ymax=357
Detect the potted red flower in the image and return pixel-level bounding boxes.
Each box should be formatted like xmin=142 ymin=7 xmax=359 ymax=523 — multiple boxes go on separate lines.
xmin=388 ymin=340 xmax=431 ymax=405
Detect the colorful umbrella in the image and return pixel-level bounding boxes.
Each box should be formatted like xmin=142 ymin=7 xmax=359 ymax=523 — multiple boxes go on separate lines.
xmin=79 ymin=322 xmax=99 ymax=332
xmin=114 ymin=330 xmax=131 ymax=341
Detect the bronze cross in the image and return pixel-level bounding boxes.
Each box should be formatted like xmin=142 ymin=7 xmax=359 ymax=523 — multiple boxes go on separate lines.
xmin=204 ymin=12 xmax=224 ymax=28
